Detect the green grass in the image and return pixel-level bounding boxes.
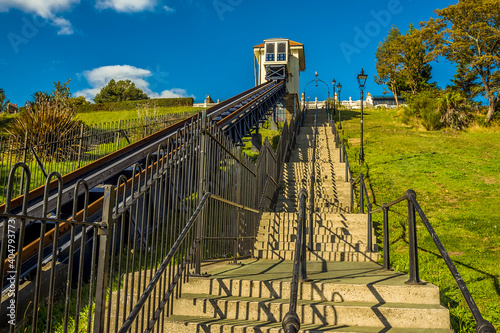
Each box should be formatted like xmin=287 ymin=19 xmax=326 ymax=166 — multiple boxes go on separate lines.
xmin=76 ymin=106 xmax=203 ymax=125
xmin=337 ymin=107 xmax=500 ymax=332
xmin=241 ymin=121 xmax=282 ymax=161
xmin=0 ymin=113 xmax=18 ymax=137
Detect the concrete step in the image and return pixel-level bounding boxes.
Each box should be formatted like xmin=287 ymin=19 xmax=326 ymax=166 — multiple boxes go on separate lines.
xmin=255 ymin=250 xmax=380 ymax=262
xmin=254 ymin=241 xmax=369 ymax=252
xmin=164 ymin=317 xmax=452 ymax=333
xmin=172 ymin=294 xmax=449 ymax=329
xmin=257 ymin=225 xmax=374 ymax=237
xmin=255 ymin=233 xmax=360 ymax=244
xmin=182 ymin=276 xmax=441 ymax=304
xmin=260 ymin=213 xmax=370 ymax=224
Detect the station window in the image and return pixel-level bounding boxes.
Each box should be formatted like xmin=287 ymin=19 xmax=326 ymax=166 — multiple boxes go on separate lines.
xmin=277 ymin=42 xmax=287 ymax=61
xmin=266 ymin=43 xmax=275 ymax=61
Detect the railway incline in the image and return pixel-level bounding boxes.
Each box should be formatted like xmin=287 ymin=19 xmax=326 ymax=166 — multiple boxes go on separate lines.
xmin=163 ymin=108 xmax=452 ymax=332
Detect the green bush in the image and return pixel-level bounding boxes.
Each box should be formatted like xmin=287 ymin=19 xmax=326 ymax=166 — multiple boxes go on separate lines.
xmin=75 ymin=97 xmax=194 ymax=113
xmin=421 ymin=106 xmax=442 ymax=130
xmin=404 ymin=90 xmax=442 ymax=130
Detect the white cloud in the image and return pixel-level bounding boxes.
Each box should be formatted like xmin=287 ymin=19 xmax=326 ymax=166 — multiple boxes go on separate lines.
xmin=75 ymin=65 xmax=194 ymax=101
xmin=95 ymin=0 xmax=157 ymax=12
xmin=0 ymin=0 xmax=79 ymax=35
xmin=163 ymin=5 xmax=175 ymax=13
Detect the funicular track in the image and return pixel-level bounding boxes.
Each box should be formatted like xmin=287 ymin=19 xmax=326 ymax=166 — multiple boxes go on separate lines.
xmin=0 ymin=80 xmax=286 ymax=293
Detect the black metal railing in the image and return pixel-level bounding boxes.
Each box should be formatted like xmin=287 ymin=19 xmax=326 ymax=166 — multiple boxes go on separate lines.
xmin=0 ymin=114 xmax=192 ymax=204
xmin=282 ymin=188 xmax=309 ymax=333
xmin=308 ymin=107 xmax=318 ymax=250
xmin=351 ymin=173 xmax=373 ymax=251
xmin=0 ymin=104 xmax=306 ymax=332
xmin=336 ymin=119 xmax=496 ymax=333
xmin=369 ymin=191 xmax=496 ymax=333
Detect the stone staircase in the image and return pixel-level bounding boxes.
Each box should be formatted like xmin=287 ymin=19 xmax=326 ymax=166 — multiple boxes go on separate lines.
xmin=162 ymin=109 xmax=452 ymax=332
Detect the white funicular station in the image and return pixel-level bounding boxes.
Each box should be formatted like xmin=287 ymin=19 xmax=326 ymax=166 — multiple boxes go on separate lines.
xmin=253 ymin=38 xmax=306 ymax=121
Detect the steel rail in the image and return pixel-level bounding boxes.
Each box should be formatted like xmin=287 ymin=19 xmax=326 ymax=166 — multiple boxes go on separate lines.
xmin=1 ymin=81 xmax=281 ymax=276
xmin=0 ymin=81 xmax=277 ymax=219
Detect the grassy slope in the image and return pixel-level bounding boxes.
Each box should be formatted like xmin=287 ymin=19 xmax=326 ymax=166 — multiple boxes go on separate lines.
xmin=338 ymin=108 xmax=500 ymax=332
xmin=76 ymin=106 xmax=203 ymax=124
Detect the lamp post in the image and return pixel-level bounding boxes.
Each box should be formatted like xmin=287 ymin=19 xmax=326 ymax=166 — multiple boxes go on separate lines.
xmin=357 ymin=68 xmax=368 ymax=165
xmin=304 ymin=72 xmax=330 ymax=112
xmin=337 ymin=82 xmax=342 ymax=129
xmin=331 ymin=79 xmax=336 ymax=117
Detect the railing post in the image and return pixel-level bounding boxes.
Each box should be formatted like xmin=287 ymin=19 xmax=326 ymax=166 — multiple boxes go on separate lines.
xmin=195 ymin=110 xmax=207 ymax=276
xmin=233 ymin=146 xmax=242 ymax=265
xmin=367 ymin=202 xmax=373 ymax=252
xmin=77 ymin=124 xmax=84 ymax=168
xmin=93 ymin=185 xmax=115 ymax=333
xmin=344 ymin=151 xmax=349 ymax=183
xmin=340 ymin=139 xmax=343 ymax=163
xmin=116 ymin=119 xmax=121 ymax=151
xmin=405 ymin=189 xmax=422 ymax=285
xmin=382 ymin=206 xmax=391 ymax=270
xmin=359 ymin=174 xmax=364 ymax=214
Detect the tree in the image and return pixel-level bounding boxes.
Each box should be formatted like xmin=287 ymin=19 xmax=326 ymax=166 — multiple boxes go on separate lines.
xmin=400 ymin=24 xmax=435 ymax=96
xmin=0 ymin=88 xmax=9 ymax=112
xmin=421 ymin=0 xmax=500 ymax=123
xmin=375 ymin=25 xmax=434 ymax=106
xmin=68 ymin=96 xmax=90 ymax=107
xmin=94 ymin=79 xmax=149 ymax=103
xmin=52 ymin=79 xmax=72 ymax=102
xmin=448 ymin=62 xmax=481 ymax=102
xmin=374 ymin=26 xmax=405 ymax=107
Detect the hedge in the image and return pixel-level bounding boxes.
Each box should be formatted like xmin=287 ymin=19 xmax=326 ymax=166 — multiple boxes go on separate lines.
xmin=17 ymin=98 xmax=194 ymax=114
xmin=75 ymin=98 xmax=194 ymax=113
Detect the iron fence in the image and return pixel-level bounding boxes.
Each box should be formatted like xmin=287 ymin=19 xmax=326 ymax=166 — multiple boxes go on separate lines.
xmin=0 ymin=105 xmax=304 ymax=332
xmin=0 ymin=113 xmax=193 ymax=204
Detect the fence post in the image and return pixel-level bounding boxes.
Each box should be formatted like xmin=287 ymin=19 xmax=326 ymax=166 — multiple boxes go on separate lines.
xmin=405 ymin=190 xmax=422 ymax=285
xmin=367 ymin=202 xmax=373 ymax=252
xmin=77 ymin=124 xmax=84 ymax=169
xmin=93 ymin=185 xmax=115 ymax=332
xmin=116 ymin=120 xmax=121 ymax=151
xmin=382 ymin=206 xmax=391 ymax=270
xmin=19 ymin=132 xmax=28 ymax=196
xmin=195 ymin=111 xmax=207 ymax=276
xmin=233 ymin=146 xmax=242 ymax=265
xmin=359 ymin=174 xmax=364 ymax=214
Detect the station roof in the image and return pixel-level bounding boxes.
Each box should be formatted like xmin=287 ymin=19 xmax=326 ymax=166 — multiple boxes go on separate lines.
xmin=253 ymin=40 xmax=304 ymax=48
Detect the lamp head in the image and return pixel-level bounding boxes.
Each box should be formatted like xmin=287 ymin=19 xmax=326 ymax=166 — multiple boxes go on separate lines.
xmin=357 ymin=68 xmax=368 ymax=89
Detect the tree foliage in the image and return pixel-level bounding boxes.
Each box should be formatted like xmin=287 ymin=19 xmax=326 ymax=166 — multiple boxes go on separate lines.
xmin=375 ymin=25 xmax=434 ymax=105
xmin=374 ymin=26 xmax=405 ymax=107
xmin=421 ymin=0 xmax=500 ymax=123
xmin=0 ymin=88 xmax=9 ymax=112
xmin=448 ymin=62 xmax=481 ymax=102
xmin=400 ymin=25 xmax=434 ymax=96
xmin=94 ymin=79 xmax=149 ymax=104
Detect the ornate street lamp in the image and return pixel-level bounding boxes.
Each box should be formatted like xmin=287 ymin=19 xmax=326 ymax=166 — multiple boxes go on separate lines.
xmin=331 ymin=79 xmax=336 ymax=117
xmin=357 ymin=68 xmax=368 ymax=165
xmin=336 ymin=82 xmax=342 ymax=129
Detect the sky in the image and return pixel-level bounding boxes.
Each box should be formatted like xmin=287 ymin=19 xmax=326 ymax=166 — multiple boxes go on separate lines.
xmin=0 ymin=0 xmax=458 ymax=106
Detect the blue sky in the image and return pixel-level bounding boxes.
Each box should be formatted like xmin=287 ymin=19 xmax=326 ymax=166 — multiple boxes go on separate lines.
xmin=0 ymin=0 xmax=457 ymax=106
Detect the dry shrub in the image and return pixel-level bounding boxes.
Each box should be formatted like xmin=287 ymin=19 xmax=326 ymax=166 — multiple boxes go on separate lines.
xmin=8 ymin=95 xmax=84 ymax=161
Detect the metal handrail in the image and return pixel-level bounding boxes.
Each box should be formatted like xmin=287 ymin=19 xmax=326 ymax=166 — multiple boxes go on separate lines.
xmin=282 ymin=188 xmax=309 ymax=333
xmin=118 ymin=192 xmax=211 ymax=333
xmin=308 ymin=107 xmax=318 ymax=249
xmin=369 ymin=190 xmax=496 ymax=333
